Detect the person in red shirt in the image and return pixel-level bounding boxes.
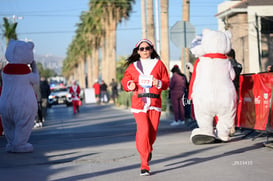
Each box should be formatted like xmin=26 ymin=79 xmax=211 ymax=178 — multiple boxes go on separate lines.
xmin=69 ymin=80 xmax=81 ymax=114
xmin=93 ymin=80 xmax=100 ymax=104
xmin=121 ymin=39 xmax=169 ymax=176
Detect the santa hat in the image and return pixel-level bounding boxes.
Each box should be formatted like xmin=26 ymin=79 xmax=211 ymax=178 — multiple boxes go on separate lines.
xmin=135 ymin=39 xmax=153 ymax=48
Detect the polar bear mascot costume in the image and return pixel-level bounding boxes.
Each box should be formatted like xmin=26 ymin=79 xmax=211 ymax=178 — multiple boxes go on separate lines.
xmin=188 ymin=29 xmax=237 ymax=144
xmin=0 ymin=39 xmax=39 ymax=152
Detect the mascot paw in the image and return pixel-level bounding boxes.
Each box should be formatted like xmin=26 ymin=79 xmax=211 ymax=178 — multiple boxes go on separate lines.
xmin=192 ymin=134 xmax=215 ymax=145
xmin=214 ymin=137 xmax=229 ymax=143
xmin=5 ymin=144 xmax=12 ymax=152
xmin=6 ymin=143 xmax=33 ymax=153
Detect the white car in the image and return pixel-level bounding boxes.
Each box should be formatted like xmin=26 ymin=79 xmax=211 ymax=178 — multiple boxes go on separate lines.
xmin=48 ymin=87 xmax=72 ymax=107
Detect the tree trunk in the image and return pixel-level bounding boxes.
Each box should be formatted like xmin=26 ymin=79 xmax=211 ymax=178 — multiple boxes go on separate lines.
xmin=146 ymin=0 xmax=155 ymax=44
xmin=87 ymin=54 xmax=92 ymax=88
xmin=79 ymin=57 xmax=85 ymax=88
xmin=73 ymin=64 xmax=79 ymax=85
xmin=160 ymin=0 xmax=170 ymax=71
xmin=108 ymin=17 xmax=117 ymax=84
xmin=101 ymin=35 xmax=107 ymax=83
xmin=141 ymin=0 xmax=147 ymax=38
xmin=92 ymin=42 xmax=99 ymax=85
xmin=105 ymin=23 xmax=111 ymax=85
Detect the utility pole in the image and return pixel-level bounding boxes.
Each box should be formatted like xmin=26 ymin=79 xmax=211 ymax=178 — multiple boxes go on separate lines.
xmin=155 ymin=0 xmax=160 ymax=53
xmin=182 ymin=0 xmax=190 ymax=79
xmin=182 ymin=0 xmax=190 ymax=22
xmin=255 ymin=14 xmax=262 ymax=72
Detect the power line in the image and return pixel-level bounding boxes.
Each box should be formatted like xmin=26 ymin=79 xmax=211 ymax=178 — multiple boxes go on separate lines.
xmin=0 ymin=8 xmax=87 ymax=14
xmin=0 ymin=14 xmax=81 ymax=17
xmin=1 ymin=19 xmax=257 ymax=36
xmin=0 ymin=14 xmax=217 ymax=19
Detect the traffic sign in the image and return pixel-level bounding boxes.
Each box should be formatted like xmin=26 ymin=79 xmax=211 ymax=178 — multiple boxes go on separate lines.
xmin=170 ymin=21 xmax=196 ymax=48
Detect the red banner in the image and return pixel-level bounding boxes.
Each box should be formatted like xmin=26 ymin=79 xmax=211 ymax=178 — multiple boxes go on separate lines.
xmin=236 ymin=72 xmax=273 ymax=131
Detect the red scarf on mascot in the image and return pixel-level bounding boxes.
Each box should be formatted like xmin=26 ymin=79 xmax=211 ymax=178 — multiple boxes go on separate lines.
xmin=3 ymin=64 xmax=31 ymax=74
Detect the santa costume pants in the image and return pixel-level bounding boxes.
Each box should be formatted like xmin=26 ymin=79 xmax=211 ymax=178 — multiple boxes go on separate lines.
xmin=72 ymin=100 xmax=80 ymax=114
xmin=133 ymin=110 xmax=161 ymax=171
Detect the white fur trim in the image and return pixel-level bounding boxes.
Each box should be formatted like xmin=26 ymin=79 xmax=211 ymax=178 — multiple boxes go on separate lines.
xmin=130 ymin=106 xmax=161 ymax=113
xmin=135 ymin=39 xmax=153 ymax=48
xmin=156 ymin=80 xmax=162 ymax=89
xmin=127 ymin=80 xmax=134 ymax=90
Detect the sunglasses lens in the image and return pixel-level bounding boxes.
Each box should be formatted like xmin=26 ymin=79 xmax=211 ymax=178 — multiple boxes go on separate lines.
xmin=139 ymin=46 xmax=151 ymax=51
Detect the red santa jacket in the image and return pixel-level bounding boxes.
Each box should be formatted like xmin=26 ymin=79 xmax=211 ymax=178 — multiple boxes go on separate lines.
xmin=69 ymin=85 xmax=81 ymax=101
xmin=121 ymin=59 xmax=169 ymax=112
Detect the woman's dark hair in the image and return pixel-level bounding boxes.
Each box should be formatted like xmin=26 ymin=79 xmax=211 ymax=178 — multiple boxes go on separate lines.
xmin=124 ymin=43 xmax=160 ymax=67
xmin=171 ymin=65 xmax=183 ymax=75
xmin=171 ymin=65 xmax=188 ymax=88
xmin=227 ymin=49 xmax=236 ymax=59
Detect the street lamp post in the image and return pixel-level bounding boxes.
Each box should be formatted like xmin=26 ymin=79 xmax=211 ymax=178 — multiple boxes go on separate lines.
xmin=6 ymin=14 xmax=24 ymax=23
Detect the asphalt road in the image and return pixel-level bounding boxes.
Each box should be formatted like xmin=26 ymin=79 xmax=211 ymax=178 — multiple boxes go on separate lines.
xmin=0 ymin=103 xmax=273 ymax=181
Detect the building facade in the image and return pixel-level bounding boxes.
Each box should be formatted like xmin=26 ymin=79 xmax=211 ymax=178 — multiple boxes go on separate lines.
xmin=216 ymin=0 xmax=273 ymax=73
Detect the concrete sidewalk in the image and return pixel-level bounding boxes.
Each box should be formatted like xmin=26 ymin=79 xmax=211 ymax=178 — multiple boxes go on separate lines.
xmin=0 ymin=103 xmax=273 ymax=181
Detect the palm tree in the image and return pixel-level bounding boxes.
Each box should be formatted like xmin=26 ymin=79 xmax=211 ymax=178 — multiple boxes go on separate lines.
xmin=63 ymin=0 xmax=135 ymax=86
xmin=63 ymin=39 xmax=79 ymax=82
xmin=63 ymin=32 xmax=86 ymax=86
xmin=75 ymin=20 xmax=88 ymax=88
xmin=82 ymin=11 xmax=103 ymax=86
xmin=160 ymin=0 xmax=169 ymax=70
xmin=2 ymin=17 xmax=18 ymax=46
xmin=90 ymin=0 xmax=134 ymax=85
xmin=77 ymin=12 xmax=96 ymax=88
xmin=64 ymin=11 xmax=101 ymax=87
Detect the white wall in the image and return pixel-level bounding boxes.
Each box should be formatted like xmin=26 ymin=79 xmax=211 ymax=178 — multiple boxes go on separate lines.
xmin=248 ymin=6 xmax=273 ymax=73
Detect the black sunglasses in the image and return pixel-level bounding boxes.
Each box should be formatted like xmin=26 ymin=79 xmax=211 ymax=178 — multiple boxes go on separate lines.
xmin=139 ymin=46 xmax=151 ymax=51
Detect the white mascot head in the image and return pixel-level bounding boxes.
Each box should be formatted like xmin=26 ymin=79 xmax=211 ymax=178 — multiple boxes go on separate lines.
xmin=5 ymin=39 xmax=34 ymax=64
xmin=190 ymin=29 xmax=232 ymax=57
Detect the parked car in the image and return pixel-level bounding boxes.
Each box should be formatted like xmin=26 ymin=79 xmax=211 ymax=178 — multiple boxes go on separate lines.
xmin=48 ymin=87 xmax=72 ymax=107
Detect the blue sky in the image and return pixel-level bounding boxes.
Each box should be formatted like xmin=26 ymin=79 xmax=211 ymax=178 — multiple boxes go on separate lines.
xmin=0 ymin=0 xmax=225 ymax=60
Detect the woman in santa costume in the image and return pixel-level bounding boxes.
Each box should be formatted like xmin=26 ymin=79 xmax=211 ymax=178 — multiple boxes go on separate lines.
xmin=69 ymin=80 xmax=81 ymax=114
xmin=121 ymin=39 xmax=169 ymax=176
